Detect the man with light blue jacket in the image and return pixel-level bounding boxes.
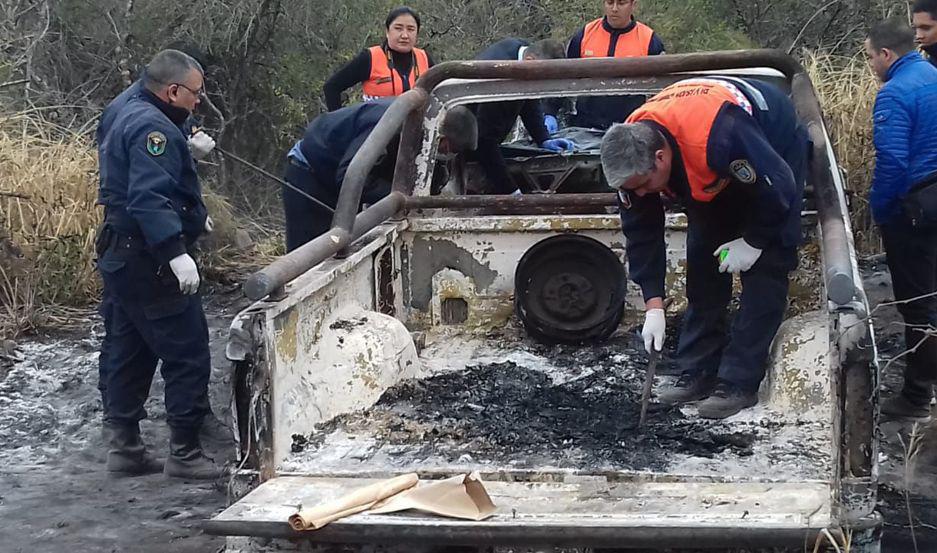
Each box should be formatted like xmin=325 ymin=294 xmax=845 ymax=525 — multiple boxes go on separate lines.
xmin=867 ymin=19 xmax=937 ymax=421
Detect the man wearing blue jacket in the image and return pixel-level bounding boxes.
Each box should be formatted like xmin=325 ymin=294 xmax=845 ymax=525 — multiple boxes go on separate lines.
xmin=867 ymin=19 xmax=937 ymax=421
xmin=283 ymin=99 xmax=478 ymax=251
xmin=97 ymin=50 xmax=221 ymax=478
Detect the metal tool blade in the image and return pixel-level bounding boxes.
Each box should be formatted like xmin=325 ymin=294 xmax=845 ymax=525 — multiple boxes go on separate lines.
xmin=638 ymin=348 xmax=660 ymax=428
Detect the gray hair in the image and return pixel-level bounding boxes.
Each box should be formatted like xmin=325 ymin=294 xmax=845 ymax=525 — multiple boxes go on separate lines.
xmin=142 ymin=49 xmax=204 ymax=93
xmin=600 ymin=123 xmax=665 ymax=187
xmin=439 ymin=106 xmax=478 ymax=152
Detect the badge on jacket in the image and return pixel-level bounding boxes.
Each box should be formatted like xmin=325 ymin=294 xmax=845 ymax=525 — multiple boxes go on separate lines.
xmin=729 ymin=159 xmax=756 ymax=184
xmin=146 ymin=131 xmax=167 ymax=156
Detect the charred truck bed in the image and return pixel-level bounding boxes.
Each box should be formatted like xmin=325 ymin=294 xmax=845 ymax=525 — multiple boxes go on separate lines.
xmin=215 ymin=51 xmax=879 ymax=552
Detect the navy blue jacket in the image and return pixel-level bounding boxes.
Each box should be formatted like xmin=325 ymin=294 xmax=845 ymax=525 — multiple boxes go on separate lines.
xmin=99 ymin=88 xmax=207 ymax=264
xmin=472 ymin=38 xmax=551 ymax=146
xmin=468 ymin=38 xmax=552 ymax=193
xmin=871 ymin=51 xmax=937 ymax=225
xmin=97 ymin=80 xmax=142 ymax=147
xmin=298 ymin=99 xmax=397 ymax=191
xmin=621 ymin=78 xmax=808 ymax=301
xmin=566 ymin=17 xmax=665 ymax=129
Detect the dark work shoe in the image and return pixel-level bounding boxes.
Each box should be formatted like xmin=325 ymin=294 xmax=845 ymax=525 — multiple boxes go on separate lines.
xmin=697 ymin=381 xmax=758 ymax=419
xmin=658 ymin=371 xmax=717 ymax=405
xmin=199 ymin=413 xmax=234 ymax=445
xmin=105 ymin=423 xmax=163 ymax=476
xmin=881 ymin=394 xmax=932 ymax=423
xmin=165 ymin=427 xmax=225 ymax=480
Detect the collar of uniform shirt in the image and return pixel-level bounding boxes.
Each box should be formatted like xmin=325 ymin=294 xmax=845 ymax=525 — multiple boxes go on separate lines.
xmin=517 ymin=46 xmax=528 ymax=61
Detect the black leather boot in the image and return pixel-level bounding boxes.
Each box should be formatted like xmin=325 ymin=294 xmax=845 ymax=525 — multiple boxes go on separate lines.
xmin=164 ymin=426 xmax=224 ymax=480
xmin=105 ymin=422 xmax=163 ymax=476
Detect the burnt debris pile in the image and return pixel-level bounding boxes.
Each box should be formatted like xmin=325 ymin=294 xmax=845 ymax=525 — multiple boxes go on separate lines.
xmin=298 ymin=337 xmax=758 ymax=471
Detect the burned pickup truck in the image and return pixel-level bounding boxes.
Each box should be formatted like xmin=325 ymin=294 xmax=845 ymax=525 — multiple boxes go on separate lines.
xmin=211 ymin=50 xmax=880 ymax=552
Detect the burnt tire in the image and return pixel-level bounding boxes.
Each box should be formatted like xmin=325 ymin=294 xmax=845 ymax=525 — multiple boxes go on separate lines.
xmin=514 ymin=234 xmax=626 ymax=344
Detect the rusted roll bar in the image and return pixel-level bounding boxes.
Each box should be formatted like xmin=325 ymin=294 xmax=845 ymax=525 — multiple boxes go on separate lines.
xmin=244 ymin=49 xmax=858 ymax=307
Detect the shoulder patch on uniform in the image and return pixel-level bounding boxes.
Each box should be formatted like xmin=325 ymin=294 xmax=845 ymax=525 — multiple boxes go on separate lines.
xmin=617 ymin=190 xmax=632 ymax=210
xmin=146 ymin=131 xmax=167 ymax=156
xmin=729 ymin=159 xmax=756 ymax=184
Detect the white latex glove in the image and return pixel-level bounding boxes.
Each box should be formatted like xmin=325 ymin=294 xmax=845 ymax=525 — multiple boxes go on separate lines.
xmin=188 ymin=131 xmax=216 ymax=160
xmin=714 ymin=238 xmax=762 ymax=273
xmin=168 ymin=253 xmax=200 ymax=295
xmin=204 ymin=215 xmax=214 ymax=234
xmin=642 ymin=308 xmax=665 ymax=354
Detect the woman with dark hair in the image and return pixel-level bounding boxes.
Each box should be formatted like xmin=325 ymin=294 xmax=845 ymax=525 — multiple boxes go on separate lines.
xmin=323 ymin=6 xmax=434 ymax=111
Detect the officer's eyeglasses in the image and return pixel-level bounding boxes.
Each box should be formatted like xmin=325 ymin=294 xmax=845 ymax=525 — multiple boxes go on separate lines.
xmin=172 ymin=83 xmax=204 ymax=98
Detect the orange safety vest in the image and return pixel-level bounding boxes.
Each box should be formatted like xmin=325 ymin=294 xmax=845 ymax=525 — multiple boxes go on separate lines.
xmin=626 ymin=79 xmax=754 ymax=202
xmin=580 ymin=18 xmax=654 ymax=58
xmin=362 ymin=45 xmax=430 ymax=100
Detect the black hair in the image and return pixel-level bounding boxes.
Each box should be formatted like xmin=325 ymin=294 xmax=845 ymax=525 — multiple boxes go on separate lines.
xmin=913 ymin=0 xmax=937 ymax=19
xmin=525 ymin=39 xmax=566 ymax=60
xmin=385 ymin=6 xmax=421 ymax=29
xmin=868 ymin=18 xmax=915 ymax=56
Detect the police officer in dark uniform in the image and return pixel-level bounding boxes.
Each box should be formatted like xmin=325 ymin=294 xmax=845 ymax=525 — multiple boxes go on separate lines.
xmin=283 ymin=98 xmax=479 ymax=251
xmin=95 ymin=50 xmax=219 ymax=442
xmin=600 ymin=77 xmax=808 ymax=419
xmin=96 ymin=49 xmax=221 ymax=478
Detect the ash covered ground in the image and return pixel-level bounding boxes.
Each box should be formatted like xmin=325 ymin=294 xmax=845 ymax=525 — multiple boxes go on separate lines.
xmin=0 ymin=287 xmax=247 ymax=553
xmin=1 ymin=264 xmax=936 ymax=552
xmin=291 ymin=332 xmax=829 ymax=480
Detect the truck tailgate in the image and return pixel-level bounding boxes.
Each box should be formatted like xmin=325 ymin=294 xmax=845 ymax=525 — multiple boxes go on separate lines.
xmin=205 ymin=475 xmax=835 ymax=548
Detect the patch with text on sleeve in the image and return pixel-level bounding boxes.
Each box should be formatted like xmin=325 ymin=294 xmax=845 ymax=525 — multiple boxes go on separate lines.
xmin=146 ymin=131 xmax=167 ymax=156
xmin=729 ymin=159 xmax=756 ymax=184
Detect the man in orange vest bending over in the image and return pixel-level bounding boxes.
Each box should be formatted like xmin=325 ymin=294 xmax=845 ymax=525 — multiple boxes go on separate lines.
xmin=601 ymin=77 xmax=809 ymax=419
xmin=551 ymin=0 xmax=665 ymax=130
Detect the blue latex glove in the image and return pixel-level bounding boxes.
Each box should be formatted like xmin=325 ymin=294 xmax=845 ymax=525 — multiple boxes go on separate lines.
xmin=544 ymin=114 xmax=558 ymax=135
xmin=541 ymin=138 xmax=577 ymax=153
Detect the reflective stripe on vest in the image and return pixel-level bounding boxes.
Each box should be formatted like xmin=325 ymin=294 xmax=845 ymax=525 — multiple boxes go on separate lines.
xmin=580 ymin=18 xmax=654 ymax=58
xmin=362 ymin=46 xmax=429 ymax=100
xmin=626 ymin=79 xmax=749 ymax=202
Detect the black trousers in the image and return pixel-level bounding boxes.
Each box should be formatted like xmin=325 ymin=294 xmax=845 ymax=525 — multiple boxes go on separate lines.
xmin=283 ymin=163 xmax=337 ymax=252
xmin=97 ymin=233 xmax=210 ymax=430
xmin=881 ymin=221 xmax=937 ymax=404
xmin=677 ymin=190 xmax=799 ymax=393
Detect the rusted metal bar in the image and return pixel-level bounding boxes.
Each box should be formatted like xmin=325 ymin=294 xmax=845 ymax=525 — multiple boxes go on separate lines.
xmin=332 ymin=89 xmax=427 ymax=232
xmin=392 ymin=106 xmax=428 ymax=195
xmin=243 ymin=88 xmax=425 ymax=301
xmin=404 ymin=192 xmax=618 ymax=210
xmin=243 ymin=192 xmax=406 ymax=301
xmin=248 ymin=49 xmax=863 ymax=303
xmin=789 ymin=73 xmax=858 ymax=306
xmin=415 ymin=49 xmax=803 ymax=92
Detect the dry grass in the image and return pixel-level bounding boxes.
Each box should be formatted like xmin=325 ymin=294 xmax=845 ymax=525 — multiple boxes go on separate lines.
xmin=803 ymin=50 xmax=881 ymax=254
xmin=0 ymin=112 xmax=280 ymax=338
xmin=0 ymin=113 xmax=100 ymax=336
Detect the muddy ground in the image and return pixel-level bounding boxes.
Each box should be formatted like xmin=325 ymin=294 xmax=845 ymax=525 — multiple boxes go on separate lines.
xmin=0 ymin=283 xmax=247 ymax=553
xmin=1 ymin=264 xmax=937 ymax=552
